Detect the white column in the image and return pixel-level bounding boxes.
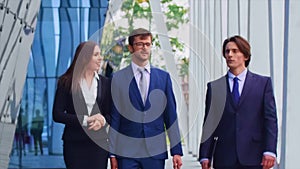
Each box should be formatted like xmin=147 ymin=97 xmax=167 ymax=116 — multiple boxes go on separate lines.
xmin=280 ymin=0 xmax=300 ymax=168
xmin=149 ymin=0 xmax=189 ymax=150
xmin=227 ymin=0 xmax=240 ymax=36
xmin=248 ymin=0 xmax=270 ymax=75
xmin=270 ymin=0 xmax=285 ymax=163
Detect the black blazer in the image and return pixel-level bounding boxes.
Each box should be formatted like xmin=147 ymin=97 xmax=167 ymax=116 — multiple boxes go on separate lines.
xmin=53 ymin=75 xmax=112 ymax=142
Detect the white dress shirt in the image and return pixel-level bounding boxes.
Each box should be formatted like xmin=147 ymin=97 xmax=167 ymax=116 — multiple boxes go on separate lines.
xmin=227 ymin=68 xmax=247 ymax=95
xmin=80 ymin=72 xmax=105 ymax=126
xmin=131 ymin=61 xmax=151 ymax=99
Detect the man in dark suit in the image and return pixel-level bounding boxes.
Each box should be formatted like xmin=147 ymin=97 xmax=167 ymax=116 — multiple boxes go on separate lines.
xmin=110 ymin=28 xmax=183 ymax=169
xmin=199 ymin=35 xmax=278 ymax=169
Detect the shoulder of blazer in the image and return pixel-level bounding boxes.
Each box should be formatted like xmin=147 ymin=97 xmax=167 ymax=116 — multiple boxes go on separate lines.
xmin=111 ymin=65 xmax=133 ymax=80
xmin=150 ymin=66 xmax=168 ymax=74
xmin=99 ymin=74 xmax=110 ymax=85
xmin=211 ymin=75 xmax=227 ymax=83
xmin=150 ymin=67 xmax=169 ymax=80
xmin=246 ymin=70 xmax=271 ymax=81
xmin=208 ymin=76 xmax=227 ymax=103
xmin=210 ymin=75 xmax=227 ymax=85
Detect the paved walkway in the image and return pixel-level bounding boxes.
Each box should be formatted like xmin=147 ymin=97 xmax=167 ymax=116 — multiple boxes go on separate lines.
xmin=8 ymin=146 xmax=201 ymax=169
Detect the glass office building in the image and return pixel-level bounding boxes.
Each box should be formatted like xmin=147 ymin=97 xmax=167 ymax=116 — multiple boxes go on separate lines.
xmin=4 ymin=1 xmax=109 ymax=168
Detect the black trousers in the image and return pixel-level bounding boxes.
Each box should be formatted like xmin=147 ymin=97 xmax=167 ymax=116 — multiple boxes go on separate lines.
xmin=215 ymin=163 xmax=262 ymax=169
xmin=63 ymin=139 xmax=108 ymax=169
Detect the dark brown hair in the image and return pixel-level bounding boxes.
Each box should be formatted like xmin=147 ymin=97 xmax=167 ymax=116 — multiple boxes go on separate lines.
xmin=58 ymin=41 xmax=98 ymax=92
xmin=128 ymin=28 xmax=153 ymax=46
xmin=222 ymin=35 xmax=251 ymax=67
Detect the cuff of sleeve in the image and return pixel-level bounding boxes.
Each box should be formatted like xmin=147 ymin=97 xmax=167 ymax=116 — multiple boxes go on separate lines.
xmin=83 ymin=115 xmax=88 ymax=126
xmin=263 ymin=151 xmax=276 ymax=158
xmin=199 ymin=158 xmax=209 ymax=164
xmin=102 ymin=115 xmax=106 ymax=126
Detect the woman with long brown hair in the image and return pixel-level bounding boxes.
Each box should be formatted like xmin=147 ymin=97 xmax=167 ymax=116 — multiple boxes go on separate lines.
xmin=53 ymin=41 xmax=111 ymax=169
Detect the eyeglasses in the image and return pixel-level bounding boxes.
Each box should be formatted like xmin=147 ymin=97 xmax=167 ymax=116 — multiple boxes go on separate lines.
xmin=133 ymin=42 xmax=152 ymax=47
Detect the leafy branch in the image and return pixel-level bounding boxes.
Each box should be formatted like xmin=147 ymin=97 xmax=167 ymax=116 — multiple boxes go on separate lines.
xmin=102 ymin=0 xmax=189 ymax=75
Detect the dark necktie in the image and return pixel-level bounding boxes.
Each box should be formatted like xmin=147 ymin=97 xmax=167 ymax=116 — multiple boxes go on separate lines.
xmin=138 ymin=68 xmax=147 ymax=104
xmin=232 ymin=77 xmax=240 ymax=104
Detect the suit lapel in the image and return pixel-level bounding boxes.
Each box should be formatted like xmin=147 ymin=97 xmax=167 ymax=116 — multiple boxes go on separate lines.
xmin=144 ymin=67 xmax=155 ymax=107
xmin=133 ymin=77 xmax=145 ymax=106
xmin=239 ymin=71 xmax=255 ymax=106
xmin=73 ymin=89 xmax=89 ymax=116
xmin=91 ymin=78 xmax=101 ymax=116
xmin=148 ymin=67 xmax=155 ymax=92
xmin=126 ymin=65 xmax=145 ymax=107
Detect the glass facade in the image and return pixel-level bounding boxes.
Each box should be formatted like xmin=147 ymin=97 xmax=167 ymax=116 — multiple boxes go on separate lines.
xmin=11 ymin=0 xmax=109 ymax=163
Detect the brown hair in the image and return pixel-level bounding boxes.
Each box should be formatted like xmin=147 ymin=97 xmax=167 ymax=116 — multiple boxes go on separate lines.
xmin=128 ymin=28 xmax=153 ymax=46
xmin=222 ymin=35 xmax=251 ymax=67
xmin=58 ymin=41 xmax=98 ymax=92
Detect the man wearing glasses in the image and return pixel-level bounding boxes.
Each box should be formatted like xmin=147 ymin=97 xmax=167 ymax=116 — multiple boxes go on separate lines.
xmin=109 ymin=28 xmax=183 ymax=169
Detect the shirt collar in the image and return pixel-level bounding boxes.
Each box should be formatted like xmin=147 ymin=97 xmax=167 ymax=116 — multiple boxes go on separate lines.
xmin=94 ymin=71 xmax=99 ymax=80
xmin=131 ymin=61 xmax=151 ymax=74
xmin=80 ymin=71 xmax=99 ymax=86
xmin=228 ymin=68 xmax=247 ymax=81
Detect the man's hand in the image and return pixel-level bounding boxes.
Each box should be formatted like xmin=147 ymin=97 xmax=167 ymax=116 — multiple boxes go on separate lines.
xmin=173 ymin=155 xmax=182 ymax=169
xmin=261 ymin=154 xmax=276 ymax=169
xmin=200 ymin=159 xmax=211 ymax=169
xmin=110 ymin=157 xmax=118 ymax=169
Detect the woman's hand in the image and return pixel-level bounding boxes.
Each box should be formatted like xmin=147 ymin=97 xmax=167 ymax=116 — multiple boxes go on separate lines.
xmin=87 ymin=113 xmax=105 ymax=131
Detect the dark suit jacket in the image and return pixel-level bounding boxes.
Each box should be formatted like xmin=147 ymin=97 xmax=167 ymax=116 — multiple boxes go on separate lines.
xmin=52 ymin=75 xmax=112 ymax=142
xmin=199 ymin=71 xmax=278 ymax=168
xmin=109 ymin=65 xmax=183 ymax=160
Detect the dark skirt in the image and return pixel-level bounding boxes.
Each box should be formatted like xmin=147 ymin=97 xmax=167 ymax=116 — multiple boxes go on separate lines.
xmin=63 ymin=139 xmax=108 ymax=169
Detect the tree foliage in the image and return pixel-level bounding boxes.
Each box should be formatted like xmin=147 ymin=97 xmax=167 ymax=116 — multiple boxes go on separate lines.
xmin=103 ymin=0 xmax=189 ymax=74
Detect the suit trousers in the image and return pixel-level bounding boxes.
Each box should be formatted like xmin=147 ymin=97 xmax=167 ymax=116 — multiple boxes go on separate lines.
xmin=63 ymin=139 xmax=108 ymax=169
xmin=118 ymin=157 xmax=165 ymax=169
xmin=215 ymin=162 xmax=262 ymax=169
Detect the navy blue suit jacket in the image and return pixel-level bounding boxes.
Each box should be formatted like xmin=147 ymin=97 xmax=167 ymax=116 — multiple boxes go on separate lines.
xmin=110 ymin=65 xmax=183 ymax=160
xmin=199 ymin=71 xmax=278 ymax=168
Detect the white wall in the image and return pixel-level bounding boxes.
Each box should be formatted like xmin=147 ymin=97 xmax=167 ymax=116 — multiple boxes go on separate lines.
xmin=189 ymin=0 xmax=299 ymax=168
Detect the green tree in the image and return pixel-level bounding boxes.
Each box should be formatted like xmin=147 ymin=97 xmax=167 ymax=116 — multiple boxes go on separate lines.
xmin=102 ymin=0 xmax=189 ymax=73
